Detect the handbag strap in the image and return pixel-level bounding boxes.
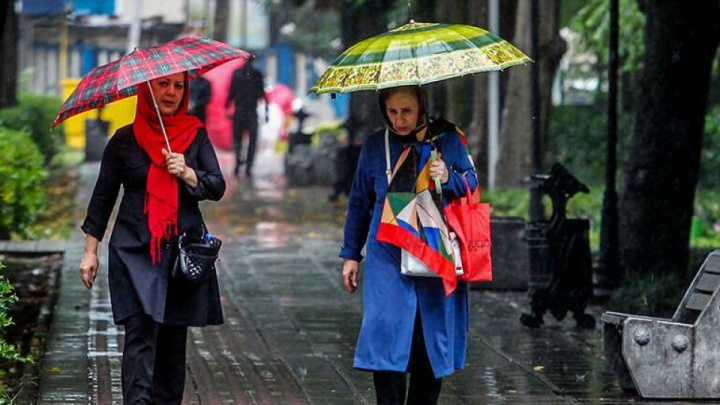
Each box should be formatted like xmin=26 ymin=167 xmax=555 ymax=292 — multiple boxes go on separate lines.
xmin=385 ymin=129 xmax=442 ymax=193
xmin=461 ymin=175 xmax=482 ymax=204
xmin=384 ymin=129 xmax=392 ymax=184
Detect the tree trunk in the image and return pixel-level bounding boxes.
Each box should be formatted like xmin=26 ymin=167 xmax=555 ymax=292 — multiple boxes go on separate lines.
xmin=425 ymin=0 xmax=451 ymax=118
xmin=495 ymin=0 xmax=563 ymax=188
xmin=0 ymin=0 xmax=18 ymax=108
xmin=343 ymin=0 xmax=396 ymax=134
xmin=213 ymin=0 xmax=230 ymax=42
xmin=618 ymin=0 xmax=720 ymax=275
xmin=427 ymin=0 xmax=475 ymax=126
xmin=466 ymin=0 xmax=519 ymax=188
xmin=464 ymin=1 xmax=490 ymax=187
xmin=444 ymin=0 xmax=473 ymax=128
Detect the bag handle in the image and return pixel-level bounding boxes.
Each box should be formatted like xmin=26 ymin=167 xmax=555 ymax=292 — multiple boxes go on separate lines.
xmin=430 ymin=149 xmax=442 ymax=193
xmin=458 ymin=175 xmax=481 ymax=205
xmin=384 ymin=129 xmax=392 ymax=184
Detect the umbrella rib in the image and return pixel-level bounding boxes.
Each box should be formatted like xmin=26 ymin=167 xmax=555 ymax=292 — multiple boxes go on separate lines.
xmin=146 ymin=81 xmax=172 ymax=153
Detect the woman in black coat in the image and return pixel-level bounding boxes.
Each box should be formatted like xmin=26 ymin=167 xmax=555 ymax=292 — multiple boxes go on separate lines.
xmin=79 ymin=71 xmax=226 ymax=404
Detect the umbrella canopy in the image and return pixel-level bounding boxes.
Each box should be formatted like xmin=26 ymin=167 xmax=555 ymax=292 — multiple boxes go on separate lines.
xmin=53 ymin=36 xmax=249 ymax=128
xmin=265 ymin=83 xmax=295 ymax=116
xmin=309 ymin=21 xmax=531 ymax=95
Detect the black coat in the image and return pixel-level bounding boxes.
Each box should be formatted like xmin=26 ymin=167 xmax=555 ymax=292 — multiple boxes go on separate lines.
xmin=226 ymin=65 xmax=266 ymax=122
xmin=82 ymin=125 xmax=226 ymax=326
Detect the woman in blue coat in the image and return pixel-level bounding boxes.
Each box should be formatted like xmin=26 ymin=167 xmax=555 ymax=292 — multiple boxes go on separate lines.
xmin=79 ymin=72 xmax=226 ymax=404
xmin=340 ymin=85 xmax=478 ymax=404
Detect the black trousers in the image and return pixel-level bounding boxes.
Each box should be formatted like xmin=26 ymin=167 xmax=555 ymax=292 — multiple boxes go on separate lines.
xmin=232 ymin=116 xmax=259 ymax=176
xmin=121 ymin=313 xmax=188 ymax=405
xmin=373 ymin=312 xmax=443 ymax=405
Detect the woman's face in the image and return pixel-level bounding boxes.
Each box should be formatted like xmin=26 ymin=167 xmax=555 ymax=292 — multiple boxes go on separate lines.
xmin=149 ymin=72 xmax=185 ymax=116
xmin=385 ymin=90 xmax=420 ymax=136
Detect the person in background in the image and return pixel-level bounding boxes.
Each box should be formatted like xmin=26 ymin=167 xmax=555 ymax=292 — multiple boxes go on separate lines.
xmin=78 ymin=72 xmax=226 ymax=404
xmin=328 ymin=116 xmax=363 ymax=202
xmin=225 ymin=58 xmax=267 ymax=178
xmin=340 ymin=85 xmax=478 ymax=405
xmin=189 ymin=75 xmax=212 ymax=125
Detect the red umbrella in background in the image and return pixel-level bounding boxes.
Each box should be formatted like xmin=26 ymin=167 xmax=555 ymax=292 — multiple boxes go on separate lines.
xmin=203 ymin=57 xmax=246 ymax=151
xmin=264 ymin=83 xmax=295 ymax=141
xmin=265 ymin=83 xmax=294 ymax=115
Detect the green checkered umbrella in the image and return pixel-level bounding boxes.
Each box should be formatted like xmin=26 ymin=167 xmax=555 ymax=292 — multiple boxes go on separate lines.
xmin=53 ymin=37 xmax=249 ymax=128
xmin=309 ymin=21 xmax=531 ymax=95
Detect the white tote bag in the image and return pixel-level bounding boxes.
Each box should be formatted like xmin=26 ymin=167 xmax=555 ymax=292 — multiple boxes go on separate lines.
xmin=400 ymin=233 xmax=464 ymax=278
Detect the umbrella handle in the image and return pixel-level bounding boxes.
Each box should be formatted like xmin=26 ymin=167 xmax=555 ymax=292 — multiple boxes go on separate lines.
xmin=431 ymin=149 xmax=442 ymax=194
xmin=146 ymin=81 xmax=173 ymax=154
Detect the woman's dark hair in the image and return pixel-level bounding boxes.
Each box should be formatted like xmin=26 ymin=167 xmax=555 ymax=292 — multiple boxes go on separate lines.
xmin=378 ymin=85 xmax=423 ymax=103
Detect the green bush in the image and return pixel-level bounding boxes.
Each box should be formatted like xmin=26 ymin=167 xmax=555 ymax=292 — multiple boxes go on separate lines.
xmin=0 ymin=128 xmax=47 ymax=240
xmin=0 ymin=262 xmax=32 ymax=402
xmin=698 ymin=106 xmax=720 ymax=189
xmin=605 ymin=247 xmax=719 ymax=316
xmin=692 ymin=188 xmax=720 ymax=248
xmin=485 ymin=186 xmax=604 ymax=248
xmin=607 ymin=270 xmax=691 ymax=318
xmin=0 ymin=94 xmax=64 ymax=166
xmin=484 ymin=188 xmax=532 ymax=219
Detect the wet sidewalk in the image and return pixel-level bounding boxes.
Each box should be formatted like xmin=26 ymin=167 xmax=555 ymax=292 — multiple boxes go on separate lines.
xmin=23 ymin=150 xmax=703 ymax=404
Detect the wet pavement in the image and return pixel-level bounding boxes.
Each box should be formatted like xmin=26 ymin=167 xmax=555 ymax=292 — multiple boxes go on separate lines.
xmin=17 ymin=149 xmax=716 ymax=404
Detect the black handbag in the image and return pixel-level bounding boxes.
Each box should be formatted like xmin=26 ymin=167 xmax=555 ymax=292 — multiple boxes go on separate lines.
xmin=170 ymin=227 xmax=222 ymax=285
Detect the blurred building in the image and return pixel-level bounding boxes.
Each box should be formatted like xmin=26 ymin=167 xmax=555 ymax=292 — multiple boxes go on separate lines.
xmin=19 ymin=0 xmax=189 ymax=97
xmin=18 ymin=0 xmax=332 ymax=124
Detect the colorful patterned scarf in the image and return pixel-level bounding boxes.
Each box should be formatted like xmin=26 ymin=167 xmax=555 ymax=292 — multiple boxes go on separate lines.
xmin=376 ymin=121 xmax=460 ymax=295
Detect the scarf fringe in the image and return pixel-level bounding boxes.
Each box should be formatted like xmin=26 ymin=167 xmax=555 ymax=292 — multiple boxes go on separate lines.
xmin=144 ymin=174 xmax=179 ymax=264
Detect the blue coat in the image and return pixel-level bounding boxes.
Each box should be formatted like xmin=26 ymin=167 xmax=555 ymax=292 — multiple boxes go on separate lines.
xmin=339 ymin=126 xmax=478 ymax=378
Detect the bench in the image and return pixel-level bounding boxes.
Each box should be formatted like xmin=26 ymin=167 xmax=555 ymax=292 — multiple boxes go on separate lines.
xmin=601 ymin=249 xmax=720 ymax=398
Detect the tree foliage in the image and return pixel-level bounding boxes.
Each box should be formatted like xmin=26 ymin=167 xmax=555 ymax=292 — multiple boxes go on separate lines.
xmin=570 ymin=0 xmax=645 ymax=74
xmin=276 ymin=4 xmax=341 ymax=56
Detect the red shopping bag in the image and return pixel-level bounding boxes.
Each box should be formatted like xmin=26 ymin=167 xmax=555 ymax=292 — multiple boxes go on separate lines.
xmin=445 ymin=179 xmax=492 ymax=282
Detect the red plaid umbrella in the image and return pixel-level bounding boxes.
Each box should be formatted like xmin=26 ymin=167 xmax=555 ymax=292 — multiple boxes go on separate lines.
xmin=52 ymin=36 xmax=249 ymax=128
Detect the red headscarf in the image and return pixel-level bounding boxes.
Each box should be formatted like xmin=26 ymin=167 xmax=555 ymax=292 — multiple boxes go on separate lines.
xmin=134 ymin=74 xmax=203 ymax=264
